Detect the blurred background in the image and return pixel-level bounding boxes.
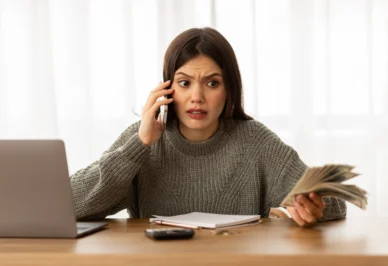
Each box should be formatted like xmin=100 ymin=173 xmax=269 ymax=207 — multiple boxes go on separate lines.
xmin=0 ymin=0 xmax=387 ymax=218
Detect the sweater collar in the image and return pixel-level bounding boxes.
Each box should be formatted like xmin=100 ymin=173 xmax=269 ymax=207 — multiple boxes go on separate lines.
xmin=165 ymin=119 xmax=229 ymax=157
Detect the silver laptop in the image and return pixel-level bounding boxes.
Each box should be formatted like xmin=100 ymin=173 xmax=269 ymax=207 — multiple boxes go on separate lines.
xmin=0 ymin=140 xmax=107 ymax=238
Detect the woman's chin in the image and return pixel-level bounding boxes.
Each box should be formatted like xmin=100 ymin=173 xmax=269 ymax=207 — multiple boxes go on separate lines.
xmin=180 ymin=119 xmax=210 ymax=130
xmin=185 ymin=122 xmax=208 ymax=130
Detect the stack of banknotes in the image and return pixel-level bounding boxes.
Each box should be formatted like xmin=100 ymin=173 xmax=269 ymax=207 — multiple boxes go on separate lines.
xmin=280 ymin=164 xmax=368 ymax=210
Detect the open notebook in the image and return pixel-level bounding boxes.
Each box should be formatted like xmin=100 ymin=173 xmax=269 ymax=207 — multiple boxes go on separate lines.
xmin=150 ymin=212 xmax=261 ymax=229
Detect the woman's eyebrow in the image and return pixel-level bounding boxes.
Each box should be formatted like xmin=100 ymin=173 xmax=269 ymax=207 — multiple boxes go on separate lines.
xmin=175 ymin=72 xmax=222 ymax=79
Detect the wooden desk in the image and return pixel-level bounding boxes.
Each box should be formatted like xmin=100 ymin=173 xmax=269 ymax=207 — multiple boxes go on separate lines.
xmin=1 ymin=218 xmax=388 ymax=266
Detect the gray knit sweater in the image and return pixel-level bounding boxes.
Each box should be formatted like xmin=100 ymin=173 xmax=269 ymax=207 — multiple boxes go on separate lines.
xmin=70 ymin=119 xmax=346 ymax=221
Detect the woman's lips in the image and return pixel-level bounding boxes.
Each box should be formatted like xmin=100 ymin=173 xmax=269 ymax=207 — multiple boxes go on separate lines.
xmin=187 ymin=112 xmax=207 ymax=119
xmin=187 ymin=109 xmax=207 ymax=120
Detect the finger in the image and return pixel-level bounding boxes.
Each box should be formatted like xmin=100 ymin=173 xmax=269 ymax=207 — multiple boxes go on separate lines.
xmin=151 ymin=80 xmax=171 ymax=93
xmin=144 ymin=88 xmax=174 ymax=111
xmin=287 ymin=207 xmax=307 ymax=227
xmin=144 ymin=85 xmax=173 ymax=111
xmin=295 ymin=202 xmax=317 ymax=224
xmin=153 ymin=87 xmax=174 ymax=100
xmin=309 ymin=193 xmax=326 ymax=210
xmin=297 ymin=194 xmax=323 ymax=219
xmin=147 ymin=98 xmax=173 ymax=118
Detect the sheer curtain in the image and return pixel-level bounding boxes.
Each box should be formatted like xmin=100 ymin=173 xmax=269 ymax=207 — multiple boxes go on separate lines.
xmin=0 ymin=0 xmax=387 ymax=218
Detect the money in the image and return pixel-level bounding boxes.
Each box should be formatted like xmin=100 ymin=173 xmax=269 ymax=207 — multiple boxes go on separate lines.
xmin=280 ymin=164 xmax=368 ymax=210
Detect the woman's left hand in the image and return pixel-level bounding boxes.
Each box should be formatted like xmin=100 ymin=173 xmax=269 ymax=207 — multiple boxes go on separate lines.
xmin=286 ymin=192 xmax=326 ymax=227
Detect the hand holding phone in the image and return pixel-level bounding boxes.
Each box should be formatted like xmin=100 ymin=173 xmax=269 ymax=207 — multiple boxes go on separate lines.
xmin=138 ymin=81 xmax=173 ymax=146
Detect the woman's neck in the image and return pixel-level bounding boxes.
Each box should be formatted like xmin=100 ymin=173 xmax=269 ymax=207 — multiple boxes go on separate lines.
xmin=178 ymin=121 xmax=219 ymax=143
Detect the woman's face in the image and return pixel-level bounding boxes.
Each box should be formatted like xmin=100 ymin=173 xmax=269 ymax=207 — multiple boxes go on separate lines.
xmin=172 ymin=55 xmax=226 ymax=140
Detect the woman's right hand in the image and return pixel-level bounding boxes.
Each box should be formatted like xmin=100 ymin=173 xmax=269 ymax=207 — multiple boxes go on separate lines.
xmin=138 ymin=80 xmax=174 ymax=146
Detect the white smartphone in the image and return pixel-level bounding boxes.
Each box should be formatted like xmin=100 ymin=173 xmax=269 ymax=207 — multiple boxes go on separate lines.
xmin=159 ymin=82 xmax=171 ymax=129
xmin=160 ymin=99 xmax=168 ymax=129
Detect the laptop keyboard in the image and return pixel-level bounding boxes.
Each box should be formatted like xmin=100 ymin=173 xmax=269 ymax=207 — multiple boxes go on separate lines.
xmin=76 ymin=222 xmax=107 ymax=235
xmin=77 ymin=226 xmax=89 ymax=233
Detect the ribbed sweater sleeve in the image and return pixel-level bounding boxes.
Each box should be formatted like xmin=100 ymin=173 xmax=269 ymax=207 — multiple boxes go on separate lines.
xmin=261 ymin=133 xmax=347 ymax=222
xmin=318 ymin=197 xmax=347 ymax=222
xmin=262 ymin=136 xmax=307 ymax=209
xmin=70 ymin=121 xmax=150 ymax=220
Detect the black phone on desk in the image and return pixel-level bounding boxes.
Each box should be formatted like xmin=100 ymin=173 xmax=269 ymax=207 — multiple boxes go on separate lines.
xmin=145 ymin=228 xmax=195 ymax=240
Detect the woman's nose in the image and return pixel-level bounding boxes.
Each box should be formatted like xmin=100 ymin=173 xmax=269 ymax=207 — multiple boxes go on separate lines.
xmin=190 ymin=84 xmax=204 ymax=103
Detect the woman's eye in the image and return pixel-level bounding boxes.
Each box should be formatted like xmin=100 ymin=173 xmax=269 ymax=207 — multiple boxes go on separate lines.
xmin=207 ymin=81 xmax=220 ymax=88
xmin=178 ymin=80 xmax=190 ymax=87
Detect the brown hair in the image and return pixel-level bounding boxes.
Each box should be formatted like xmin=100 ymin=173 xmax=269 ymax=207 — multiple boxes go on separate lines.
xmin=162 ymin=27 xmax=252 ymax=121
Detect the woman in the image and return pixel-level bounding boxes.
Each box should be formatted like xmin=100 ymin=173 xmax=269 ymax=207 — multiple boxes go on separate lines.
xmin=70 ymin=27 xmax=346 ymax=227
